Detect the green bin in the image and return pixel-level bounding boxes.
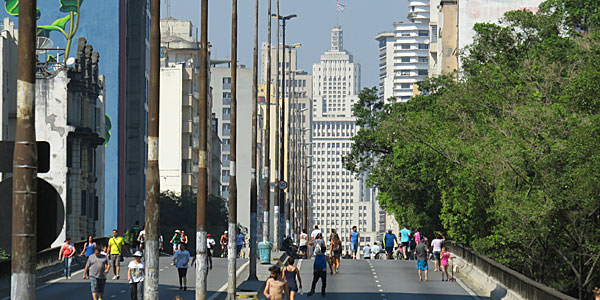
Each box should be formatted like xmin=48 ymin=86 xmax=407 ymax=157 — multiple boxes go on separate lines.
xmin=258 ymin=241 xmax=273 ymax=264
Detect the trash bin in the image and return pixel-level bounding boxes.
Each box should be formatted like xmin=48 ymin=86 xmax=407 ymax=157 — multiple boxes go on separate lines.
xmin=258 ymin=241 xmax=273 ymax=264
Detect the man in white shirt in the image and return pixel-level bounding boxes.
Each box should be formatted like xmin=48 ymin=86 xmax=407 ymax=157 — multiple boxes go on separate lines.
xmin=371 ymin=242 xmax=381 ymax=259
xmin=310 ymin=225 xmax=322 ymax=257
xmin=363 ymin=244 xmax=371 ymax=259
xmin=299 ymin=229 xmax=309 ymax=258
xmin=207 ymin=234 xmax=216 ymax=269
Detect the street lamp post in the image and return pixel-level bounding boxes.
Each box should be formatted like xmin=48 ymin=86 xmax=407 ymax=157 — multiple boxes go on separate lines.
xmin=272 ymin=13 xmax=296 ymax=248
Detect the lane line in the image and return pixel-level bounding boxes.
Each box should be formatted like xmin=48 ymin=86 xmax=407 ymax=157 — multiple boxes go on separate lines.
xmin=207 ymin=260 xmax=250 ymax=300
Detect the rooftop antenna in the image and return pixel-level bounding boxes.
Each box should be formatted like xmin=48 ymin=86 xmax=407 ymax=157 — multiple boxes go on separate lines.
xmin=165 ymin=0 xmax=171 ymax=17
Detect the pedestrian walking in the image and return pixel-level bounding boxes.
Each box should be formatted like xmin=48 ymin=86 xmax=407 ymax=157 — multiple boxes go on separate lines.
xmin=284 ymin=257 xmax=302 ymax=300
xmin=349 ymin=226 xmax=360 ymax=259
xmin=313 ymin=233 xmax=325 ymax=256
xmin=440 ymin=247 xmax=453 ymax=281
xmin=383 ymin=229 xmax=398 ymax=260
xmin=264 ymin=265 xmax=290 ymax=300
xmin=83 ymin=247 xmax=111 ymax=300
xmin=329 ymin=232 xmax=342 ymax=274
xmin=408 ymin=235 xmax=417 ymax=260
xmin=414 ymin=238 xmax=429 ymax=281
xmin=174 ymin=243 xmax=191 ymax=290
xmin=371 ymin=242 xmax=381 ymax=259
xmin=128 ymin=251 xmax=144 ymax=300
xmin=108 ymin=229 xmax=125 ymax=280
xmin=81 ymin=235 xmax=97 ymax=258
xmin=137 ymin=226 xmax=145 ymax=251
xmin=299 ymin=229 xmax=309 ymax=258
xmin=219 ymin=230 xmax=228 ymax=257
xmin=307 ymin=245 xmax=327 ymax=297
xmin=309 ymin=225 xmax=322 ymax=257
xmin=180 ymin=230 xmax=188 ymax=247
xmin=207 ymin=233 xmax=216 ymax=269
xmin=236 ymin=230 xmax=245 ymax=258
xmin=399 ymin=225 xmax=411 ymax=259
xmin=414 ymin=229 xmax=421 ymax=244
xmin=431 ymin=233 xmax=445 ymax=271
xmin=363 ymin=244 xmax=371 ymax=259
xmin=58 ymin=236 xmax=76 ymax=279
xmin=170 ymin=230 xmax=182 ymax=255
xmin=131 ymin=221 xmax=142 ymax=251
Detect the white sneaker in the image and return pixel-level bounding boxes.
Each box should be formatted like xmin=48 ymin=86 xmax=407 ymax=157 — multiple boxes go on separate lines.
xmin=112 ymin=275 xmax=117 ymax=280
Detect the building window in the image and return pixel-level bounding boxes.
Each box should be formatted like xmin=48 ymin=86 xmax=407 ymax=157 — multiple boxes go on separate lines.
xmin=223 ymin=77 xmax=232 ymax=90
xmin=401 ymin=57 xmax=410 ymax=63
xmin=418 ymin=43 xmax=429 ymax=50
xmin=418 ymin=70 xmax=428 ymax=76
xmin=401 ymin=44 xmax=410 ymax=50
xmin=418 ymin=57 xmax=429 ymax=63
xmin=431 ymin=25 xmax=438 ymax=43
xmin=418 ymin=30 xmax=429 ymax=37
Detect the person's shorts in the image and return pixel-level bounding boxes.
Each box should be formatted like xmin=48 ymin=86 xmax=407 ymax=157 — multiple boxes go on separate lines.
xmin=178 ymin=268 xmax=188 ymax=278
xmin=110 ymin=254 xmax=122 ymax=266
xmin=433 ymin=251 xmax=441 ymax=261
xmin=90 ymin=277 xmax=106 ymax=293
xmin=416 ymin=259 xmax=428 ymax=270
xmin=401 ymin=242 xmax=409 ymax=248
xmin=351 ymin=243 xmax=358 ymax=252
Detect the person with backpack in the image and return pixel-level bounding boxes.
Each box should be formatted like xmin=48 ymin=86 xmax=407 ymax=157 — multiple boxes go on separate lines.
xmin=329 ymin=231 xmax=342 ymax=274
xmin=108 ymin=229 xmax=125 ymax=280
xmin=307 ymin=244 xmax=327 ymax=297
xmin=131 ymin=221 xmax=142 ymax=251
xmin=58 ymin=236 xmax=76 ymax=279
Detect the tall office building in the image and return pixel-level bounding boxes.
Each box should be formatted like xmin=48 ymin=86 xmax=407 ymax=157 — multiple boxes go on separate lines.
xmin=393 ymin=0 xmax=431 ymax=101
xmin=375 ymin=32 xmax=395 ymax=102
xmin=311 ymin=27 xmax=382 ymax=248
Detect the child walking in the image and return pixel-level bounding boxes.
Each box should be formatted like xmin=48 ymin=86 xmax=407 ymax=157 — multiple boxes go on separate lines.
xmin=307 ymin=245 xmax=327 ymax=297
xmin=264 ymin=265 xmax=290 ymax=300
xmin=441 ymin=247 xmax=452 ymax=281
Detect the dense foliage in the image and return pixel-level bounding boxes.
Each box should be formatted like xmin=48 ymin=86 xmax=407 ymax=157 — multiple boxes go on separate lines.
xmin=344 ymin=1 xmax=600 ymax=298
xmin=160 ymin=191 xmax=228 ymax=256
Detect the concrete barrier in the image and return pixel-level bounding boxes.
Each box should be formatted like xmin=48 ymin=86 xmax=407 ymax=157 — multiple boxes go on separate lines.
xmin=0 ymin=237 xmax=108 ymax=293
xmin=450 ymin=243 xmax=576 ymax=300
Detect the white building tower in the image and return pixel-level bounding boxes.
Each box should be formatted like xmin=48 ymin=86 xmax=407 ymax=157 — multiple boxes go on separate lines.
xmin=393 ymin=0 xmax=431 ymax=101
xmin=311 ymin=27 xmax=383 ymax=248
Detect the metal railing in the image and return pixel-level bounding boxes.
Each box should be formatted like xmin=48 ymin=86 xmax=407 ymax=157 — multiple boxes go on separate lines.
xmin=450 ymin=243 xmax=576 ymax=300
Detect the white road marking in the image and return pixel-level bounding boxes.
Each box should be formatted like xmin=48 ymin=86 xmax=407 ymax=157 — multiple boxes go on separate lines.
xmin=379 ymin=289 xmax=384 ymax=292
xmin=381 ymin=294 xmax=386 ymax=297
xmin=120 ymin=289 xmax=127 ymax=293
xmin=206 ymin=260 xmax=250 ymax=300
xmin=375 ymin=280 xmax=379 ymax=283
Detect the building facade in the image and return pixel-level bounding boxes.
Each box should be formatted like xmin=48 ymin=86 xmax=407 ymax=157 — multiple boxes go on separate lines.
xmin=311 ymin=27 xmax=382 ymax=248
xmin=375 ymin=32 xmax=395 ymax=102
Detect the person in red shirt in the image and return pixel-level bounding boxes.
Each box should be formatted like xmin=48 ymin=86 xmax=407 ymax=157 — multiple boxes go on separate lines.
xmin=58 ymin=236 xmax=76 ymax=279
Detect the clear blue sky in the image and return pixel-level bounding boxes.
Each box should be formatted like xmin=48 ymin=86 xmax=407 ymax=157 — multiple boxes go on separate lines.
xmin=166 ymin=0 xmax=408 ymax=89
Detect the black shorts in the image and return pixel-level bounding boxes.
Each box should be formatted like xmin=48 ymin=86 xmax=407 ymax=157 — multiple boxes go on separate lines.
xmin=401 ymin=242 xmax=409 ymax=248
xmin=433 ymin=251 xmax=441 ymax=261
xmin=177 ymin=268 xmax=188 ymax=278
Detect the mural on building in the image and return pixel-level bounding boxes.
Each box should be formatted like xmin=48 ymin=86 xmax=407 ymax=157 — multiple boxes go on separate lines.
xmin=4 ymin=0 xmax=84 ymax=63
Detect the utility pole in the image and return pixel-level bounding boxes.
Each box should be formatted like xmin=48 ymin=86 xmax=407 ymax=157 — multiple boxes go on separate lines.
xmin=144 ymin=0 xmax=161 ymax=299
xmin=227 ymin=0 xmax=238 ymax=298
xmin=11 ymin=0 xmax=37 ymax=299
xmin=248 ymin=0 xmax=259 ymax=281
xmin=263 ymin=0 xmax=272 ymax=244
xmin=273 ymin=0 xmax=280 ymax=250
xmin=195 ymin=0 xmax=209 ymax=298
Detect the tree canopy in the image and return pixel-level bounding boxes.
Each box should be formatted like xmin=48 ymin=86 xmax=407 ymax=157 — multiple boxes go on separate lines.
xmin=344 ymin=1 xmax=600 ymax=298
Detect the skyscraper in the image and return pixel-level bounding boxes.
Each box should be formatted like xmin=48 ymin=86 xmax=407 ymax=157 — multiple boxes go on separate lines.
xmin=311 ymin=27 xmax=382 ymax=248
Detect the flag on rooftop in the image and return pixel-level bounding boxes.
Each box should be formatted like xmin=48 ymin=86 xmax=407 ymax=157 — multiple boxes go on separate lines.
xmin=337 ymin=0 xmax=345 ymax=12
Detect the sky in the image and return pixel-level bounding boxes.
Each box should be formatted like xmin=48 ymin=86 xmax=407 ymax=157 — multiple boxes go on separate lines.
xmin=166 ymin=0 xmax=408 ymax=89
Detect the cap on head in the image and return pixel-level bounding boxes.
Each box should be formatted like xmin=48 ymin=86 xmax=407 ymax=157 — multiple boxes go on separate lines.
xmin=175 ymin=230 xmax=180 ymax=233
xmin=133 ymin=251 xmax=143 ymax=257
xmin=388 ymin=229 xmax=392 ymax=233
xmin=207 ymin=234 xmax=211 ymax=237
xmin=224 ymin=231 xmax=228 ymax=234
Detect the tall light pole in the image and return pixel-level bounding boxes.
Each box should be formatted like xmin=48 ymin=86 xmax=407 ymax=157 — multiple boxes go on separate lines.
xmin=227 ymin=0 xmax=238 ymax=299
xmin=272 ymin=13 xmax=297 ymax=248
xmin=144 ymin=0 xmax=161 ymax=299
xmin=11 ymin=0 xmax=37 ymax=298
xmin=248 ymin=0 xmax=259 ymax=281
xmin=195 ymin=0 xmax=210 ymax=298
xmin=263 ymin=0 xmax=272 ymax=244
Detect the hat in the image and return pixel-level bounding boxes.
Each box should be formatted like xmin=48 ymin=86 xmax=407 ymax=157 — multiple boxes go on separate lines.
xmin=207 ymin=234 xmax=211 ymax=237
xmin=175 ymin=230 xmax=180 ymax=233
xmin=224 ymin=231 xmax=228 ymax=234
xmin=133 ymin=251 xmax=143 ymax=257
xmin=388 ymin=229 xmax=393 ymax=233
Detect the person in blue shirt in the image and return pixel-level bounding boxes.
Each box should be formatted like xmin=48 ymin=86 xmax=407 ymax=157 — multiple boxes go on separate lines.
xmin=383 ymin=229 xmax=398 ymax=259
xmin=307 ymin=245 xmax=327 ymax=297
xmin=348 ymin=226 xmax=360 ymax=259
xmin=236 ymin=232 xmax=245 ymax=258
xmin=399 ymin=225 xmax=412 ymax=260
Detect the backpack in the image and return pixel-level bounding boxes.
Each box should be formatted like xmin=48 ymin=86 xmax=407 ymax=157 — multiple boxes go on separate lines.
xmin=333 ymin=241 xmax=341 ymax=252
xmin=314 ymin=254 xmax=326 ymax=270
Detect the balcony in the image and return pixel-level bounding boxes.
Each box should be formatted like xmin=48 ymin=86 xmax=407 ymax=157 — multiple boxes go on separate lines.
xmin=183 ymin=121 xmax=193 ymax=133
xmin=183 ymin=147 xmax=193 ymax=160
xmin=183 ymin=94 xmax=193 ymax=107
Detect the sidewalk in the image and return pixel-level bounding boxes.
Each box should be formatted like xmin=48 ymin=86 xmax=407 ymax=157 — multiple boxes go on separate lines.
xmin=236 ymin=250 xmax=286 ymax=300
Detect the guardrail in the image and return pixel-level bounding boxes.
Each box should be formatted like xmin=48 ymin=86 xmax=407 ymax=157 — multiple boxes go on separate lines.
xmin=449 ymin=243 xmax=576 ymax=300
xmin=0 ymin=237 xmax=109 ymax=292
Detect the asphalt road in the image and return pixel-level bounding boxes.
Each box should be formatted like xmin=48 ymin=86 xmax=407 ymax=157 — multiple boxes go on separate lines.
xmin=26 ymin=257 xmax=247 ymax=300
xmin=288 ymin=258 xmax=486 ymax=300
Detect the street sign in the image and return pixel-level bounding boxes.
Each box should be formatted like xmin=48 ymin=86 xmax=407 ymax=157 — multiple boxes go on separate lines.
xmin=0 ymin=141 xmax=50 ymax=173
xmin=278 ymin=180 xmax=288 ymax=190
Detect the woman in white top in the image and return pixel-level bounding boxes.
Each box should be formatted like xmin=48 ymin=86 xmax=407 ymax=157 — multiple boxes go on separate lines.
xmin=128 ymin=251 xmax=145 ymax=300
xmin=299 ymin=229 xmax=308 ymax=258
xmin=430 ymin=233 xmax=445 ymax=272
